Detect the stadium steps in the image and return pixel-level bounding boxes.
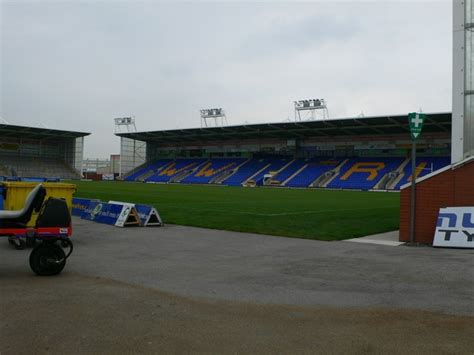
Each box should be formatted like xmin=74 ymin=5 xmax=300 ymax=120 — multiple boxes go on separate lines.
xmin=264 ymin=159 xmax=295 ymax=186
xmin=243 ymin=163 xmax=272 ymax=186
xmin=169 ymin=169 xmax=195 ymax=183
xmin=64 ymin=162 xmax=83 ymax=179
xmin=210 ymin=170 xmax=233 ymax=184
xmin=281 ymin=163 xmax=308 ymax=186
xmin=146 ymin=159 xmax=207 ymax=183
xmin=170 ymin=160 xmax=210 ymax=183
xmin=387 ymin=158 xmax=411 ymax=189
xmin=392 ymin=156 xmax=450 ymax=190
xmin=139 ymin=169 xmax=159 ymax=182
xmin=311 ymin=170 xmax=335 ymax=187
xmin=0 ymin=155 xmax=81 ymax=179
xmin=210 ymin=159 xmax=249 ymax=184
xmin=377 ymin=157 xmax=410 ymax=190
xmin=138 ymin=161 xmax=173 ymax=182
xmin=320 ymin=159 xmax=349 ymax=188
xmin=222 ymin=159 xmax=272 ymax=186
xmin=122 ymin=161 xmax=150 ymax=181
xmin=373 ymin=173 xmax=396 ymax=190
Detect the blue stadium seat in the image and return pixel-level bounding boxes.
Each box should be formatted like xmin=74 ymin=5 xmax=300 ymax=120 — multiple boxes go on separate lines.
xmin=181 ymin=158 xmax=246 ymax=184
xmin=395 ymin=157 xmax=451 ymax=189
xmin=122 ymin=156 xmax=451 ymax=190
xmin=327 ymin=157 xmax=404 ymax=190
xmin=271 ymin=159 xmax=307 ymax=184
xmin=146 ymin=159 xmax=207 ymax=183
xmin=223 ymin=158 xmax=273 ymax=186
xmin=125 ymin=159 xmax=172 ymax=182
xmin=250 ymin=158 xmax=292 ymax=185
xmin=286 ymin=159 xmax=340 ymax=187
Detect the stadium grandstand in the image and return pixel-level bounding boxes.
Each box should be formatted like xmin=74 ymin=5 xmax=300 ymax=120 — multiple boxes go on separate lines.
xmin=0 ymin=124 xmax=89 ymax=181
xmin=117 ymin=112 xmax=452 ymax=191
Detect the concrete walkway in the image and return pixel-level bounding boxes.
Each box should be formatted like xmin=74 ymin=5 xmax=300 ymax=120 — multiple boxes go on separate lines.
xmin=1 ymin=220 xmax=473 ymax=353
xmin=2 ymin=219 xmax=472 ymax=315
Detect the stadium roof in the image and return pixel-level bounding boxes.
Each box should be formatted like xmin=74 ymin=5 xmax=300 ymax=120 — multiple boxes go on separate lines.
xmin=0 ymin=124 xmax=90 ymax=140
xmin=117 ymin=112 xmax=451 ymax=144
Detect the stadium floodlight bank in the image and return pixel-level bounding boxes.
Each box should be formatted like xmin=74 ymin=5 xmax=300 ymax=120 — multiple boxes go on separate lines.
xmin=114 ymin=117 xmax=137 ymax=134
xmin=200 ymin=108 xmax=228 ymax=128
xmin=294 ymin=99 xmax=329 ymax=121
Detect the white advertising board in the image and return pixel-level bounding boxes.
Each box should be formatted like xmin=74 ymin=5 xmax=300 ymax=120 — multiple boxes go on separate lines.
xmin=433 ymin=207 xmax=474 ymax=248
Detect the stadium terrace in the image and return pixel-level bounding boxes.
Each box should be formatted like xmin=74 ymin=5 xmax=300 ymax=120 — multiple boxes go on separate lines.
xmin=116 ymin=112 xmax=451 ymax=191
xmin=0 ymin=124 xmax=89 ymax=181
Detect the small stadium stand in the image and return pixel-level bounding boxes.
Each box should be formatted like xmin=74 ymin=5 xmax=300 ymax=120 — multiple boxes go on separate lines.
xmin=117 ymin=112 xmax=452 ymax=191
xmin=0 ymin=124 xmax=89 ymax=180
xmin=0 ymin=156 xmax=80 ymax=180
xmin=122 ymin=156 xmax=452 ymax=191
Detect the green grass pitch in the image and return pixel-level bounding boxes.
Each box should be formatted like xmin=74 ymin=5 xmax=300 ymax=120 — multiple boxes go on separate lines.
xmin=72 ymin=181 xmax=400 ymax=241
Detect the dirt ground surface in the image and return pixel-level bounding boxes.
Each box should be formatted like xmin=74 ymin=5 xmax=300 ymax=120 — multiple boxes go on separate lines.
xmin=1 ymin=274 xmax=473 ymax=355
xmin=1 ymin=219 xmax=473 ymax=354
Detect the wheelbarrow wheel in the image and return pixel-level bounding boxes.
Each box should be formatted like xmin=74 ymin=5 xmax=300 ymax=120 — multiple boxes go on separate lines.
xmin=29 ymin=243 xmax=66 ymax=276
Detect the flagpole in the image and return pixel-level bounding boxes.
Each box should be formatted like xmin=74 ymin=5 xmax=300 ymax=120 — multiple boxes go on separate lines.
xmin=408 ymin=111 xmax=425 ymax=246
xmin=409 ymin=138 xmax=416 ymax=245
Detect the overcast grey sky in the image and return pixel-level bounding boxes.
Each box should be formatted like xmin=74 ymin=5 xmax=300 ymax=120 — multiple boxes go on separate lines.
xmin=1 ymin=0 xmax=451 ymax=158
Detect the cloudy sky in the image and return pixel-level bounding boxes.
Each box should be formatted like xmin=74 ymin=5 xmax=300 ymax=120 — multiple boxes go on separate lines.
xmin=1 ymin=0 xmax=452 ymax=158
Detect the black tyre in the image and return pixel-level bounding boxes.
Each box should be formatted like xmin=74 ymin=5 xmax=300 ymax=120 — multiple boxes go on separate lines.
xmin=29 ymin=244 xmax=66 ymax=276
xmin=25 ymin=238 xmax=37 ymax=248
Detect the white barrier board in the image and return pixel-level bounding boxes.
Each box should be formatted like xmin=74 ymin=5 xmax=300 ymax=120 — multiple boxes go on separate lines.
xmin=433 ymin=206 xmax=474 ymax=248
xmin=109 ymin=200 xmax=163 ymax=227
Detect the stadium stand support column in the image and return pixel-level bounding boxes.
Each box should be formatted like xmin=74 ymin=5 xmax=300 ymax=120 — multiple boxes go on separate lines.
xmin=399 ymin=157 xmax=474 ymax=244
xmin=321 ymin=159 xmax=349 ymax=188
xmin=282 ymin=163 xmax=308 ymax=186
